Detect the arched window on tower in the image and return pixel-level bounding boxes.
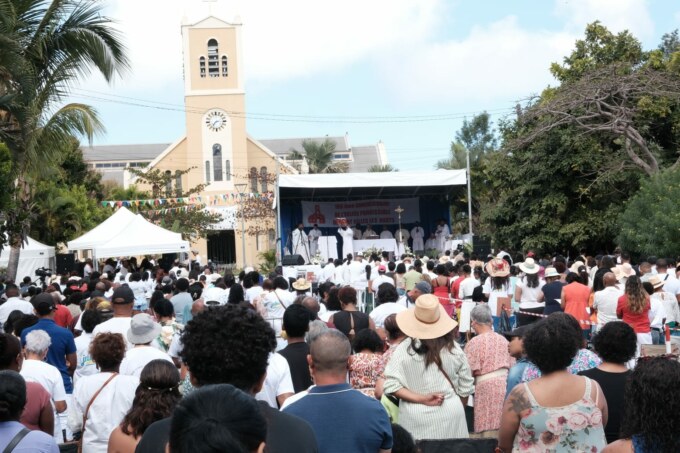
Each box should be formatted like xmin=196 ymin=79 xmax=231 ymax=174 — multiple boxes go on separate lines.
xmin=225 ymin=160 xmax=231 ymax=181
xmin=207 ymin=39 xmax=219 ymax=77
xmin=175 ymin=170 xmax=183 ymax=196
xmin=199 ymin=56 xmax=206 ymax=78
xmin=213 ymin=144 xmax=223 ymax=181
xmin=249 ymin=167 xmax=258 ymax=193
xmin=205 ymin=161 xmax=211 ymax=183
xmin=164 ymin=170 xmax=172 ymax=197
xmin=260 ymin=167 xmax=268 ymax=193
xmin=221 ymin=55 xmax=228 ymax=77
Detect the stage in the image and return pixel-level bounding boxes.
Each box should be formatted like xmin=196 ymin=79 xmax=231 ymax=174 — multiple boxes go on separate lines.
xmin=276 ymin=169 xmax=467 ymax=260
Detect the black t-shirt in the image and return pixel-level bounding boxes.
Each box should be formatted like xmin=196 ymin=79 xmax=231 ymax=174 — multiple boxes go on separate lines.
xmin=278 ymin=343 xmax=312 ymax=393
xmin=135 ymin=401 xmax=318 ymax=453
xmin=578 ymin=367 xmax=631 ymax=444
xmin=332 ymin=310 xmax=370 ymax=338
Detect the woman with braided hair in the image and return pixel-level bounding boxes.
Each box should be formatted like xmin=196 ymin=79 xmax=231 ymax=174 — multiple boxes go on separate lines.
xmin=108 ymin=360 xmax=181 ymax=452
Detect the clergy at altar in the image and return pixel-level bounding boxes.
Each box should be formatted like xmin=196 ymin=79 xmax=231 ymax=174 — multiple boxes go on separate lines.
xmin=425 ymin=233 xmax=437 ymax=250
xmin=292 ymin=223 xmax=311 ymax=263
xmin=338 ymin=220 xmax=355 ymax=257
xmin=308 ymin=224 xmax=322 ymax=256
xmin=362 ymin=225 xmax=378 ymax=239
xmin=411 ymin=222 xmax=425 ymax=251
xmin=379 ymin=226 xmax=394 ymax=239
xmin=396 ymin=227 xmax=410 ymax=244
xmin=435 ymin=219 xmax=450 ymax=252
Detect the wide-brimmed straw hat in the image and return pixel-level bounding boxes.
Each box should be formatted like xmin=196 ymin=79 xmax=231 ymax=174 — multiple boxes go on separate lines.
xmin=569 ymin=261 xmax=585 ymax=274
xmin=518 ymin=258 xmax=539 ymax=275
xmin=292 ymin=278 xmax=311 ymax=291
xmin=649 ymin=275 xmax=665 ymax=289
xmin=485 ymin=258 xmax=510 ymax=277
xmin=618 ymin=263 xmax=635 ymax=278
xmin=544 ymin=267 xmax=560 ymax=278
xmin=396 ymin=294 xmax=457 ymax=340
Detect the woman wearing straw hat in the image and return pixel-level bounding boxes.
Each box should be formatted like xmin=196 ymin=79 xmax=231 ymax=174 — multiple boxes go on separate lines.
xmin=482 ymin=258 xmax=514 ymax=329
xmin=382 ymin=294 xmax=474 ymax=440
xmin=514 ymin=258 xmax=545 ymax=326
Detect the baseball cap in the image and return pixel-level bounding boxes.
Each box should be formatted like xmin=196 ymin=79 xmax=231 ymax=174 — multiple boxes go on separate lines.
xmin=111 ymin=286 xmax=134 ymax=305
xmin=31 ymin=293 xmax=56 ymax=316
xmin=378 ymin=265 xmax=386 ymax=272
xmin=502 ymin=325 xmax=530 ymax=340
xmin=414 ymin=281 xmax=432 ymax=294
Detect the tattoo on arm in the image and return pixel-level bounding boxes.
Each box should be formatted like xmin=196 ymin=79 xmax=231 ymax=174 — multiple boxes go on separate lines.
xmin=507 ymin=387 xmax=532 ymax=414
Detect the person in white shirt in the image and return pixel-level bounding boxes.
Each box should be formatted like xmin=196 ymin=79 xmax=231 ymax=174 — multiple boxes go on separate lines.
xmin=74 ymin=310 xmax=101 ymax=384
xmin=321 ymin=259 xmax=335 ymax=283
xmin=424 ymin=233 xmax=437 ymax=251
xmin=434 ymin=219 xmax=450 ymax=253
xmin=410 ymin=222 xmax=425 ymax=251
xmin=352 ymin=223 xmax=363 ymax=240
xmin=379 ymin=226 xmax=393 ymax=239
xmin=255 ymin=352 xmax=294 ymax=408
xmin=0 ymin=283 xmax=33 ymax=325
xmin=262 ymin=277 xmax=297 ymax=350
xmin=92 ymin=286 xmax=136 ymax=349
xmin=244 ymin=271 xmax=264 ymax=303
xmin=458 ymin=265 xmax=480 ymax=300
xmin=592 ymin=272 xmax=624 ymax=330
xmin=119 ymin=314 xmax=173 ymax=377
xmin=369 ymin=283 xmax=406 ymax=328
xmin=361 ymin=225 xmax=377 ymax=239
xmin=83 ymin=259 xmax=93 ymax=278
xmin=69 ymin=332 xmax=138 ymax=453
xmin=308 ymin=224 xmax=322 ymax=257
xmin=332 ymin=259 xmax=347 ymax=285
xmin=338 ymin=221 xmax=355 ymax=257
xmin=21 ymin=330 xmax=67 ymax=415
xmin=649 ymin=275 xmax=675 ymax=345
xmin=370 ymin=265 xmax=395 ymax=294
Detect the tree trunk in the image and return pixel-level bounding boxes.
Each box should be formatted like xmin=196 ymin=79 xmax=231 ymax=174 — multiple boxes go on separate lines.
xmin=5 ymin=237 xmax=21 ymax=282
xmin=6 ymin=176 xmax=31 ymax=282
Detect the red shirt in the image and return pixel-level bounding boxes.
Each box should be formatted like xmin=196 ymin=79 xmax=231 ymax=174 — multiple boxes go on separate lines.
xmin=616 ymin=295 xmax=651 ymax=333
xmin=54 ymin=304 xmax=73 ymax=328
xmin=21 ymin=381 xmax=52 ymax=432
xmin=451 ymin=276 xmax=464 ymax=300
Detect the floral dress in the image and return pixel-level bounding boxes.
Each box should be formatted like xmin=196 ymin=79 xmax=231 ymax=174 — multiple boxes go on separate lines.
xmin=521 ymin=349 xmax=601 ymax=383
xmin=512 ymin=377 xmax=606 ymax=452
xmin=349 ymin=352 xmax=384 ymax=398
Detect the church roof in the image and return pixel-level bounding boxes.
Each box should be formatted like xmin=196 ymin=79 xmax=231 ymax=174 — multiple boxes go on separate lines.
xmin=81 ymin=143 xmax=170 ymax=162
xmin=258 ymin=136 xmax=349 ymax=156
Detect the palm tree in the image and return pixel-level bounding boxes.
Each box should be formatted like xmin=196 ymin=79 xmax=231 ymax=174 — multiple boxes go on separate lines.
xmin=288 ymin=138 xmax=348 ymax=174
xmin=367 ymin=164 xmax=398 ymax=172
xmin=0 ymin=0 xmax=128 ymax=280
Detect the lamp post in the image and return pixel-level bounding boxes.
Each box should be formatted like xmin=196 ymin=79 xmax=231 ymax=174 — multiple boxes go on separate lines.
xmin=235 ymin=183 xmax=247 ymax=268
xmin=466 ymin=149 xmax=474 ymax=248
xmin=395 ymin=205 xmax=404 ymax=256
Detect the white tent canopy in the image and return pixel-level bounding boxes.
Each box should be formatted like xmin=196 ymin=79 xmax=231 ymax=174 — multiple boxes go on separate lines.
xmin=68 ymin=208 xmax=190 ymax=258
xmin=67 ymin=207 xmax=137 ymax=251
xmin=278 ymin=169 xmax=466 ymax=189
xmin=0 ymin=236 xmax=55 ymax=281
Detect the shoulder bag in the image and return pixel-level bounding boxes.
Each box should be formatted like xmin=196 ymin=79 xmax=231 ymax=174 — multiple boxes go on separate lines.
xmin=78 ymin=373 xmax=118 ymax=453
xmin=3 ymin=428 xmax=30 ymax=453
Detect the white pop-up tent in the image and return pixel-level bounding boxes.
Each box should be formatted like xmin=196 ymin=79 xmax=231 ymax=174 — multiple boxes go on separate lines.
xmin=0 ymin=236 xmax=55 ymax=281
xmin=68 ymin=207 xmax=190 ymax=258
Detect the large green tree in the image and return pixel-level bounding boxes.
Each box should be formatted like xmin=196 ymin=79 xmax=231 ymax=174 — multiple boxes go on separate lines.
xmin=0 ymin=0 xmax=128 ymax=280
xmin=288 ymin=138 xmax=348 ymax=174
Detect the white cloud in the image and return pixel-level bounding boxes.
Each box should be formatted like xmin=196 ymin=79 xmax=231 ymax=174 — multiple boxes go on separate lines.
xmin=380 ymin=16 xmax=574 ymax=104
xmin=93 ymin=0 xmax=442 ymax=91
xmin=553 ymin=0 xmax=654 ymax=39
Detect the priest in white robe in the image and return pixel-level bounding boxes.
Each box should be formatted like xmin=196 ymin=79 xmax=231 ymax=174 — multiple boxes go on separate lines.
xmin=411 ymin=222 xmax=425 ymax=251
xmin=362 ymin=225 xmax=378 ymax=239
xmin=379 ymin=226 xmax=394 ymax=239
xmin=338 ymin=222 xmax=355 ymax=258
xmin=291 ymin=223 xmax=311 ymax=264
xmin=425 ymin=233 xmax=437 ymax=250
xmin=395 ymin=228 xmax=410 ymax=256
xmin=435 ymin=219 xmax=451 ymax=253
xmin=308 ymin=224 xmax=322 ymax=257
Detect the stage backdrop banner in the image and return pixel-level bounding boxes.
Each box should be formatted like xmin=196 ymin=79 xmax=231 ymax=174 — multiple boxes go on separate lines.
xmin=301 ymin=198 xmax=420 ymax=227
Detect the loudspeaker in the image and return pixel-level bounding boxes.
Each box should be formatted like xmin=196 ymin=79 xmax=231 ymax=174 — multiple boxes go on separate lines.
xmin=282 ymin=254 xmax=305 ymax=266
xmin=472 ymin=237 xmax=492 ymax=258
xmin=56 ymin=253 xmax=76 ymax=275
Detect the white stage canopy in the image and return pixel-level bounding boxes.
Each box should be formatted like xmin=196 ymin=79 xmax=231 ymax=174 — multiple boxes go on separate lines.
xmin=68 ymin=208 xmax=190 ymax=258
xmin=0 ymin=236 xmax=55 ymax=281
xmin=279 ymin=169 xmax=466 ymax=190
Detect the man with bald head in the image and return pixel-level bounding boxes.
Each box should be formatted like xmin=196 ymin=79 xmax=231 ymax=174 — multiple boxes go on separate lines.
xmin=593 ymin=272 xmax=624 ymax=331
xmin=300 ymin=296 xmax=321 ymax=320
xmin=284 ymin=329 xmax=393 ymax=453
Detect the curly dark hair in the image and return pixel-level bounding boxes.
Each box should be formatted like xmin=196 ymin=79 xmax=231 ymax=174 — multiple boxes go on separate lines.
xmin=90 ymin=333 xmax=126 ymax=371
xmin=620 ymin=357 xmax=680 ymax=453
xmin=326 ymin=287 xmax=342 ymax=311
xmin=180 ymin=305 xmax=276 ymax=390
xmin=351 ymin=329 xmax=384 ymax=353
xmin=523 ymin=313 xmax=581 ymax=374
xmin=121 ymin=360 xmax=181 ymax=438
xmin=283 ymin=304 xmax=312 ymax=338
xmin=377 ymin=283 xmax=399 ymax=305
xmin=592 ymin=321 xmax=637 ymax=364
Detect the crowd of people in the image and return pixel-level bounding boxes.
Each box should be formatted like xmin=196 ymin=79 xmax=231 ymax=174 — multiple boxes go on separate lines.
xmin=0 ymin=248 xmax=679 ymax=452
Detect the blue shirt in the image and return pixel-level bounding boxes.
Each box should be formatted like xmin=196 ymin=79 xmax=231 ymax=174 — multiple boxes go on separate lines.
xmin=0 ymin=421 xmax=59 ymax=452
xmin=284 ymin=383 xmax=392 ymax=453
xmin=506 ymin=357 xmax=530 ymax=398
xmin=21 ymin=318 xmax=77 ymax=393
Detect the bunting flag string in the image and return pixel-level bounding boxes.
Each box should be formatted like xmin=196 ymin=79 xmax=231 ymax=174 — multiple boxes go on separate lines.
xmin=137 ymin=204 xmax=202 ymax=216
xmin=101 ymin=192 xmax=275 ymax=208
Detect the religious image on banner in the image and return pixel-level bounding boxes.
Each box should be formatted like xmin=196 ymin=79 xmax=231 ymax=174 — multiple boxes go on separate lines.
xmin=301 ymin=198 xmax=420 ymax=227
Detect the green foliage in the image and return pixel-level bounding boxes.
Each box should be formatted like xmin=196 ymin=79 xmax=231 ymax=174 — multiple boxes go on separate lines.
xmin=257 ymin=249 xmax=277 ymax=274
xmin=618 ymin=168 xmax=680 ymax=257
xmin=288 ymin=139 xmax=348 ymax=174
xmin=367 ymin=164 xmax=398 ymax=172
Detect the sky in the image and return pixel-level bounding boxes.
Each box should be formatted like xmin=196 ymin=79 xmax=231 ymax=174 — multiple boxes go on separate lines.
xmin=72 ymin=0 xmax=680 ymax=171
